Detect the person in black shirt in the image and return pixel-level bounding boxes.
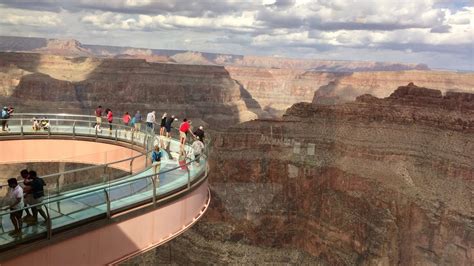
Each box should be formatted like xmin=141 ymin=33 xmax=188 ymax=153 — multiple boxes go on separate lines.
xmin=164 ymin=115 xmax=177 ymax=138
xmin=24 ymin=170 xmax=48 ymax=224
xmin=193 ymin=126 xmax=205 ymax=142
xmin=159 ymin=113 xmax=167 ymax=136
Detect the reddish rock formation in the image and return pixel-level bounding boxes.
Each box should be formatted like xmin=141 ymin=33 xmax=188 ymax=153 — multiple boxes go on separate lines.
xmin=169 ymin=85 xmax=472 ymax=265
xmin=1 ymin=51 xmax=473 ymax=126
xmin=0 ymin=36 xmax=430 ymax=72
xmin=0 ymin=52 xmax=256 ymax=127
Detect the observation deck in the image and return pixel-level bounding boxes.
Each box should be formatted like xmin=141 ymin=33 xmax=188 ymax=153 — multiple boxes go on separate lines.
xmin=0 ymin=114 xmax=210 ymax=265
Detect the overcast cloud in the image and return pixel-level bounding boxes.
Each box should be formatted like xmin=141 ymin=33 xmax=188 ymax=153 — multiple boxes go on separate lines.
xmin=0 ymin=0 xmax=472 ymax=70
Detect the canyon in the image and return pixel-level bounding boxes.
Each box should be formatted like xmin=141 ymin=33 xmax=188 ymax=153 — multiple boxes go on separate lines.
xmin=126 ymin=84 xmax=473 ymax=265
xmin=1 ymin=36 xmax=429 ymax=72
xmin=0 ymin=40 xmax=473 ymax=265
xmin=0 ymin=52 xmax=473 ymax=123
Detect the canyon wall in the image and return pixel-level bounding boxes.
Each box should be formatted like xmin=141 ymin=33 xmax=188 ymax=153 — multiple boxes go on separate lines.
xmin=127 ymin=84 xmax=473 ymax=265
xmin=225 ymin=66 xmax=474 ymax=115
xmin=1 ymin=52 xmax=472 ymax=126
xmin=0 ymin=52 xmax=257 ymax=127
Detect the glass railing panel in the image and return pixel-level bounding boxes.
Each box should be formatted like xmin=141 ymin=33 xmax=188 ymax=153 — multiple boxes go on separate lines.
xmin=0 ymin=113 xmax=210 ymax=250
xmin=48 ymin=189 xmax=107 ymax=229
xmin=109 ymin=176 xmax=153 ymax=211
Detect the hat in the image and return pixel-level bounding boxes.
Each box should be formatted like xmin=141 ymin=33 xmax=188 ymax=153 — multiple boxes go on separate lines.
xmin=3 ymin=106 xmax=7 ymax=110
xmin=199 ymin=126 xmax=203 ymax=130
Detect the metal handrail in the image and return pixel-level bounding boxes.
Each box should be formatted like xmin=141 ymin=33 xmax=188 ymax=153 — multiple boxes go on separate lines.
xmin=0 ymin=112 xmax=210 ymax=251
xmin=0 ymin=149 xmax=208 ymax=216
xmin=0 ymin=113 xmax=209 ymax=204
xmin=0 ymin=115 xmax=159 ymax=187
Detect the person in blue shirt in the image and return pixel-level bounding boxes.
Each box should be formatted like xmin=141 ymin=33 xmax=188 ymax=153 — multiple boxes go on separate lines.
xmin=151 ymin=145 xmax=162 ymax=184
xmin=134 ymin=111 xmax=142 ymax=131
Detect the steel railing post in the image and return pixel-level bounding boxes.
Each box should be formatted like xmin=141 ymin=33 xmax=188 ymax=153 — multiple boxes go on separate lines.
xmin=73 ymin=121 xmax=76 ymax=138
xmin=104 ymin=189 xmax=111 ymax=219
xmin=115 ymin=128 xmax=118 ymax=142
xmin=151 ymin=176 xmax=157 ymax=207
xmin=56 ymin=176 xmax=60 ymax=194
xmin=20 ymin=118 xmax=24 ymax=136
xmin=186 ymin=160 xmax=191 ymax=189
xmin=45 ymin=205 xmax=52 ymax=240
xmin=103 ymin=164 xmax=108 ymax=183
xmin=129 ymin=158 xmax=134 ymax=174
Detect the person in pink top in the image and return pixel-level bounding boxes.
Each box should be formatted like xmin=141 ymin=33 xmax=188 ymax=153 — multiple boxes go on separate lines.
xmin=179 ymin=118 xmax=195 ymax=147
xmin=122 ymin=112 xmax=131 ymax=126
xmin=106 ymin=108 xmax=113 ymax=131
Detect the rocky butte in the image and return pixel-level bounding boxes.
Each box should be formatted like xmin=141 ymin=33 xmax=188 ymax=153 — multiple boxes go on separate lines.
xmin=128 ymin=84 xmax=473 ymax=265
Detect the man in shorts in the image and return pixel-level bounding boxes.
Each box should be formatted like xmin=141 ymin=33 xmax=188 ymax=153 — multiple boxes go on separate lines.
xmin=151 ymin=145 xmax=162 ymax=184
xmin=24 ymin=170 xmax=48 ymax=225
xmin=179 ymin=118 xmax=195 ymax=145
xmin=164 ymin=115 xmax=177 ymax=138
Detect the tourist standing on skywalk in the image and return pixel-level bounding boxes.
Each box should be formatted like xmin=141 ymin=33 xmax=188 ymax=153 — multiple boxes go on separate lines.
xmin=7 ymin=178 xmax=24 ymax=237
xmin=94 ymin=105 xmax=102 ymax=132
xmin=179 ymin=118 xmax=195 ymax=149
xmin=193 ymin=126 xmax=205 ymax=142
xmin=122 ymin=112 xmax=131 ymax=127
xmin=192 ymin=136 xmax=204 ymax=166
xmin=146 ymin=111 xmax=156 ymax=133
xmin=106 ymin=108 xmax=113 ymax=131
xmin=134 ymin=111 xmax=142 ymax=131
xmin=151 ymin=145 xmax=162 ymax=184
xmin=1 ymin=106 xmax=14 ymax=132
xmin=164 ymin=115 xmax=177 ymax=138
xmin=160 ymin=113 xmax=167 ymax=136
xmin=23 ymin=171 xmax=48 ymax=225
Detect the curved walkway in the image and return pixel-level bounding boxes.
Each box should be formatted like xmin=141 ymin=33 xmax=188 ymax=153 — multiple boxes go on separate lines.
xmin=0 ymin=114 xmax=210 ymax=263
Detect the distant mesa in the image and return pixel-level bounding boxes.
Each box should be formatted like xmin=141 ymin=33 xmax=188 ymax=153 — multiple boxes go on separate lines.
xmin=0 ymin=36 xmax=432 ymax=72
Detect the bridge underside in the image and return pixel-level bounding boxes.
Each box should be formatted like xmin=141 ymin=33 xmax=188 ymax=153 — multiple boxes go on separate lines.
xmin=2 ymin=180 xmax=209 ymax=265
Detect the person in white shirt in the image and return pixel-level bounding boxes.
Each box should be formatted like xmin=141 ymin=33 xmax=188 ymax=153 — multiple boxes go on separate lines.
xmin=191 ymin=137 xmax=205 ymax=165
xmin=7 ymin=178 xmax=24 ymax=236
xmin=146 ymin=111 xmax=156 ymax=133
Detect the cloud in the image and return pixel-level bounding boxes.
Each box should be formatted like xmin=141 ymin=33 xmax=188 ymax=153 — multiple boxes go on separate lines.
xmin=0 ymin=0 xmax=473 ymax=70
xmin=0 ymin=5 xmax=61 ymax=26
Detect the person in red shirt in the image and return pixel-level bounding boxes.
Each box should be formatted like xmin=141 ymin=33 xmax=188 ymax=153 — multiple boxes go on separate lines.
xmin=94 ymin=105 xmax=102 ymax=132
xmin=122 ymin=112 xmax=131 ymax=127
xmin=179 ymin=118 xmax=195 ymax=147
xmin=106 ymin=109 xmax=113 ymax=131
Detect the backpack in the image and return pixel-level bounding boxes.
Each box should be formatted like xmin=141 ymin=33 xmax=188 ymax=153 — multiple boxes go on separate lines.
xmin=1 ymin=110 xmax=9 ymax=119
xmin=152 ymin=151 xmax=162 ymax=162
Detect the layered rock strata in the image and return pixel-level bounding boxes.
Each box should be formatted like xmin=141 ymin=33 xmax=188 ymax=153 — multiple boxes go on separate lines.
xmin=145 ymin=84 xmax=473 ymax=265
xmin=1 ymin=52 xmax=473 ymax=125
xmin=0 ymin=52 xmax=256 ymax=127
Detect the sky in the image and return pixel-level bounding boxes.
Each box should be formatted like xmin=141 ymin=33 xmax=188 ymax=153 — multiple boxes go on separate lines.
xmin=0 ymin=0 xmax=472 ymax=71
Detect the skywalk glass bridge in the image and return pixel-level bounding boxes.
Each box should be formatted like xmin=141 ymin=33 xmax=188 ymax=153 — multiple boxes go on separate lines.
xmin=0 ymin=113 xmax=210 ymax=264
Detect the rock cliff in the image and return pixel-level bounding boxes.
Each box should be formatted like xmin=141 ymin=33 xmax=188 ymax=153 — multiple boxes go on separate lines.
xmin=224 ymin=66 xmax=474 ymax=115
xmin=0 ymin=52 xmax=256 ymax=127
xmin=1 ymin=51 xmax=473 ymax=126
xmin=136 ymin=84 xmax=473 ymax=265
